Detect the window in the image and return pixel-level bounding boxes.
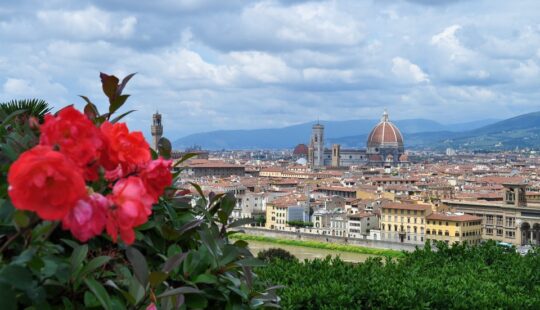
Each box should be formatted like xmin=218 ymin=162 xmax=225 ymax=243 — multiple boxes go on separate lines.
xmin=445 ymin=222 xmax=449 ymax=226
xmin=496 ymin=229 xmax=503 ymax=236
xmin=426 ymin=229 xmax=431 ymax=235
xmin=486 ymin=228 xmax=493 ymax=235
xmin=505 ymin=231 xmax=515 ymax=239
xmin=445 ymin=231 xmax=449 ymax=236
xmin=505 ymin=217 xmax=515 ymax=227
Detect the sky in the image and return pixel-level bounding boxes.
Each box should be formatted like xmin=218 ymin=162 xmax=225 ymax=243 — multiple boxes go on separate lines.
xmin=1 ymin=0 xmax=540 ymax=140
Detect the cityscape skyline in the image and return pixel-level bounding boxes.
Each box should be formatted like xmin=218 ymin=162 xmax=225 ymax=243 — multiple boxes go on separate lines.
xmin=1 ymin=0 xmax=540 ymax=140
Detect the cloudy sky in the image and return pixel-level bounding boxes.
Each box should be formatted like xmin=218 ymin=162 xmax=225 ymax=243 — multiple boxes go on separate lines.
xmin=1 ymin=0 xmax=540 ymax=140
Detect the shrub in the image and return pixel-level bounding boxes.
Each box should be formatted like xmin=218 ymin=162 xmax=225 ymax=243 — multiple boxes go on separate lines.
xmin=0 ymin=72 xmax=279 ymax=309
xmin=257 ymin=241 xmax=540 ymax=309
xmin=257 ymin=248 xmax=297 ymax=262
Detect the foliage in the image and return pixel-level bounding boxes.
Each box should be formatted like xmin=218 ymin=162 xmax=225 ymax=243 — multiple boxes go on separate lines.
xmin=231 ymin=234 xmax=404 ymax=258
xmin=257 ymin=241 xmax=540 ymax=309
xmin=0 ymin=73 xmax=279 ymax=309
xmin=286 ymin=221 xmax=313 ymax=228
xmin=257 ymin=248 xmax=297 ymax=263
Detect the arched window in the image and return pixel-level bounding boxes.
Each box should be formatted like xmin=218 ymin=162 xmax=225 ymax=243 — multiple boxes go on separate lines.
xmin=445 ymin=230 xmax=449 ymax=236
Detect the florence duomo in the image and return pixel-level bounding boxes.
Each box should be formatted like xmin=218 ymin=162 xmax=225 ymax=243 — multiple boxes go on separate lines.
xmin=307 ymin=110 xmax=406 ymax=169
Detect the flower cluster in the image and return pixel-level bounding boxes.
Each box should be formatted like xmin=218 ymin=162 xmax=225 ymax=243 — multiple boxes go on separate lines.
xmin=7 ymin=106 xmax=172 ymax=244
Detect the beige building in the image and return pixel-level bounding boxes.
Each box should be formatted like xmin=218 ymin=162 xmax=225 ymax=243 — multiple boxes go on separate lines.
xmin=380 ymin=203 xmax=431 ymax=245
xmin=443 ymin=183 xmax=540 ymax=246
xmin=426 ymin=213 xmax=482 ymax=245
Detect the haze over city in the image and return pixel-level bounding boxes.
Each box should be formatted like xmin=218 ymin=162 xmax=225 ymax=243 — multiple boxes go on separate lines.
xmin=2 ymin=0 xmax=540 ymax=140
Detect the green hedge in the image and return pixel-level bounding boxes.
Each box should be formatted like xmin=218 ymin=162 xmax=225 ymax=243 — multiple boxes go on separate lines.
xmin=256 ymin=241 xmax=540 ymax=309
xmin=230 ymin=233 xmax=404 ymax=258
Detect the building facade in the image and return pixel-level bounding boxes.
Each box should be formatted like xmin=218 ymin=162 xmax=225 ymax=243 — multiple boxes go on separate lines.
xmin=443 ymin=183 xmax=540 ymax=246
xmin=425 ymin=213 xmax=482 ymax=245
xmin=380 ymin=203 xmax=430 ymax=245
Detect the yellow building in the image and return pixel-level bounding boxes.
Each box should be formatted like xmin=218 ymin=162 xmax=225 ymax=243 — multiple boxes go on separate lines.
xmin=265 ymin=194 xmax=309 ymax=230
xmin=265 ymin=202 xmax=288 ymax=230
xmin=380 ymin=203 xmax=431 ymax=245
xmin=426 ymin=213 xmax=482 ymax=245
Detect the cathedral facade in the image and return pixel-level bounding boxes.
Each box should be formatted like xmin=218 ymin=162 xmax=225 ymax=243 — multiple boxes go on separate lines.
xmin=307 ymin=110 xmax=405 ymax=168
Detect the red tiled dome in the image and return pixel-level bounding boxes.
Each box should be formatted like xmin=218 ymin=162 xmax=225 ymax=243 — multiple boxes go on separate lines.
xmin=293 ymin=143 xmax=309 ymax=155
xmin=367 ymin=111 xmax=404 ymax=148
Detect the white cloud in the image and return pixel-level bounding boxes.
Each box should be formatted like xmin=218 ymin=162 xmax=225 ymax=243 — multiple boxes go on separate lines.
xmin=3 ymin=78 xmax=33 ymax=95
xmin=392 ymin=57 xmax=429 ymax=83
xmin=36 ymin=6 xmax=137 ymax=40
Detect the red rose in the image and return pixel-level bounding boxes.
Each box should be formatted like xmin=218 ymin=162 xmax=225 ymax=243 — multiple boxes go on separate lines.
xmin=106 ymin=176 xmax=154 ymax=244
xmin=8 ymin=146 xmax=87 ymax=220
xmin=140 ymin=157 xmax=173 ymax=202
xmin=39 ymin=106 xmax=104 ymax=181
xmin=100 ymin=121 xmax=151 ymax=178
xmin=62 ymin=193 xmax=109 ymax=242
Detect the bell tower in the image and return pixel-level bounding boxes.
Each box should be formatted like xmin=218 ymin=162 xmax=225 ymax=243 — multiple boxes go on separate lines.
xmin=310 ymin=122 xmax=324 ymax=168
xmin=151 ymin=111 xmax=163 ymax=150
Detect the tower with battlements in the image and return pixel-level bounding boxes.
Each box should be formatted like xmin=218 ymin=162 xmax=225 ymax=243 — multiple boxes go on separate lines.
xmin=151 ymin=111 xmax=163 ymax=150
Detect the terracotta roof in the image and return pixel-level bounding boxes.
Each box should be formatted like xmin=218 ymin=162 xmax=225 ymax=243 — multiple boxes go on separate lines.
xmin=367 ymin=111 xmax=404 ymax=148
xmin=382 ymin=203 xmax=431 ymax=211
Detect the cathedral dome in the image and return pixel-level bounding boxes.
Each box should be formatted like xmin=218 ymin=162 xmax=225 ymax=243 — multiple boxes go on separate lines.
xmin=367 ymin=110 xmax=404 ymax=149
xmin=293 ymin=143 xmax=309 ymax=156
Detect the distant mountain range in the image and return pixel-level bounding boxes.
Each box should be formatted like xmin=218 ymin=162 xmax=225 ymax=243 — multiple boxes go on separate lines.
xmin=173 ymin=116 xmax=506 ymax=150
xmin=331 ymin=111 xmax=540 ymax=151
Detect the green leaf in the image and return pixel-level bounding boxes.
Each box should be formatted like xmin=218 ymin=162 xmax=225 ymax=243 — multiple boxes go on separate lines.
xmin=162 ymin=252 xmax=187 ymax=273
xmin=110 ymin=109 xmax=136 ymax=123
xmin=189 ymin=182 xmax=207 ymax=205
xmin=157 ymin=286 xmax=201 ymax=298
xmin=0 ymin=265 xmax=33 ymax=290
xmin=235 ymin=258 xmax=266 ymax=267
xmin=157 ymin=137 xmax=172 ymax=158
xmin=13 ymin=210 xmax=30 ymax=228
xmin=126 ymin=247 xmax=149 ymax=287
xmin=117 ymin=73 xmax=136 ymax=95
xmin=173 ymin=152 xmax=198 ymax=167
xmin=70 ymin=244 xmax=88 ymax=274
xmin=149 ymin=271 xmax=169 ymax=286
xmin=109 ymin=94 xmax=130 ymax=115
xmin=100 ymin=73 xmax=119 ymax=102
xmin=185 ymin=294 xmax=208 ymax=308
xmin=80 ymin=256 xmax=111 ymax=277
xmin=177 ymin=218 xmax=204 ymax=235
xmin=84 ymin=278 xmax=112 ymax=310
xmin=228 ymin=217 xmax=255 ymax=229
xmin=0 ymin=284 xmax=16 ymax=310
xmin=193 ymin=273 xmax=218 ymax=284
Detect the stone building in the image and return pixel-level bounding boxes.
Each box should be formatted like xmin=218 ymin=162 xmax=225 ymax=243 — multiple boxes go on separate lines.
xmin=443 ymin=183 xmax=540 ymax=246
xmin=151 ymin=111 xmax=163 ymax=150
xmin=305 ymin=110 xmax=405 ymax=169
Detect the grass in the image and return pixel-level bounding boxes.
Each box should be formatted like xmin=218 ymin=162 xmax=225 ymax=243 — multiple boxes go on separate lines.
xmin=230 ymin=233 xmax=405 ymax=258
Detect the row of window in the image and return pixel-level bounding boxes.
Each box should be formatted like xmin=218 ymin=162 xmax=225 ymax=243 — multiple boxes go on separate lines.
xmin=425 ymin=229 xmax=481 ymax=237
xmin=381 ymin=215 xmax=424 ymax=224
xmin=485 ymin=228 xmax=515 ymax=238
xmin=380 ymin=224 xmax=424 ymax=234
xmin=383 ymin=209 xmax=425 ymax=215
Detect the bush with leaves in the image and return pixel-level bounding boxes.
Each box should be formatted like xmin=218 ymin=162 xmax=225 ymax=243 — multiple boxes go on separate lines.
xmin=0 ymin=73 xmax=279 ymax=309
xmin=257 ymin=241 xmax=540 ymax=309
xmin=257 ymin=248 xmax=297 ymax=263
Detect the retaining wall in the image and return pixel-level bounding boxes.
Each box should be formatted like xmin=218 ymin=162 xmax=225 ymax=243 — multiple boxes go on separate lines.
xmin=238 ymin=227 xmax=418 ymax=252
